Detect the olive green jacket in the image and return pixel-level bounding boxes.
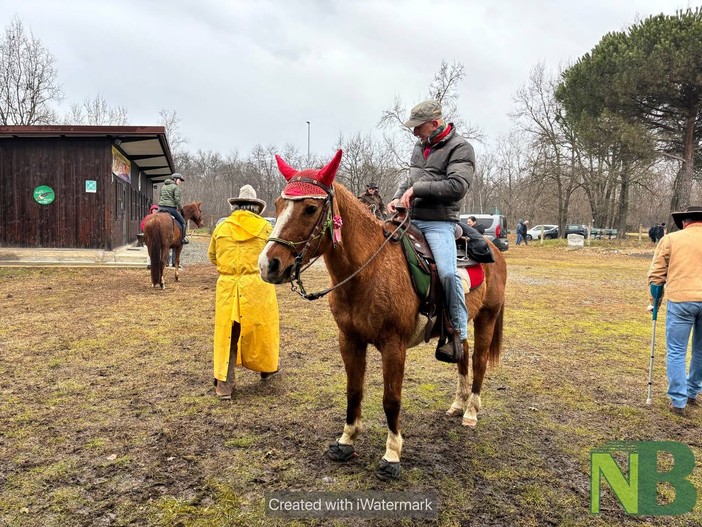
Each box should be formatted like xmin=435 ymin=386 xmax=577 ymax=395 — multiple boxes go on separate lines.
xmin=158 ymin=179 xmax=183 ymax=209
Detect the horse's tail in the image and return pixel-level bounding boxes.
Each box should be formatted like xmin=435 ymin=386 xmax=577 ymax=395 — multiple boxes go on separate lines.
xmin=147 ymin=222 xmax=162 ymax=286
xmin=488 ymin=304 xmax=504 ymax=367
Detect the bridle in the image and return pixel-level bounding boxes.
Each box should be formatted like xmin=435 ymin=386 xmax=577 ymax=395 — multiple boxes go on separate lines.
xmin=267 ymin=177 xmax=409 ymax=301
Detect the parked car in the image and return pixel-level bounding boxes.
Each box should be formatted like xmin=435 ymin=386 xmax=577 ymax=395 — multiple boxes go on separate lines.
xmin=526 ymin=224 xmax=559 ymax=241
xmin=459 ymin=214 xmax=509 ymax=251
xmin=565 ymin=224 xmax=588 ymax=238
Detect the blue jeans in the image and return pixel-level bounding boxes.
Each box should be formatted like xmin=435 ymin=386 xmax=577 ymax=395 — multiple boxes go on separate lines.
xmin=413 ymin=219 xmax=468 ymax=340
xmin=159 ymin=206 xmax=186 ymax=238
xmin=665 ymin=300 xmax=702 ymax=408
xmin=516 ymin=233 xmax=523 ymax=245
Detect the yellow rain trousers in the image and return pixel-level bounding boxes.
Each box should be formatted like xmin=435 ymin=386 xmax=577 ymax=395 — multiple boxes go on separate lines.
xmin=209 ymin=211 xmax=279 ymax=379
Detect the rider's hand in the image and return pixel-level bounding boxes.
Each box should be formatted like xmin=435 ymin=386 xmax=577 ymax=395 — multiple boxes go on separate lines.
xmin=387 ymin=199 xmax=400 ymax=214
xmin=646 ymin=304 xmax=654 ymax=313
xmin=399 ymin=187 xmax=414 ymax=209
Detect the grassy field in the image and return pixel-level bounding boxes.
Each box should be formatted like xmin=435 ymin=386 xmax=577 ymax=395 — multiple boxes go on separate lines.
xmin=1 ymin=236 xmax=701 ymax=526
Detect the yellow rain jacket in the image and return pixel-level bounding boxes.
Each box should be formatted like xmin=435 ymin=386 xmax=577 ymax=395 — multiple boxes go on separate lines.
xmin=208 ymin=211 xmax=279 ymax=378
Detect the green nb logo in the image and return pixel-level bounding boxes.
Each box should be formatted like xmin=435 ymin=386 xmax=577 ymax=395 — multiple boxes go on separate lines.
xmin=590 ymin=441 xmax=696 ymax=515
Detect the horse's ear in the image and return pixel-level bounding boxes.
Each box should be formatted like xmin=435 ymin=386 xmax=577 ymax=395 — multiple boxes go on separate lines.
xmin=317 ymin=149 xmax=343 ymax=187
xmin=275 ymin=154 xmax=298 ymax=181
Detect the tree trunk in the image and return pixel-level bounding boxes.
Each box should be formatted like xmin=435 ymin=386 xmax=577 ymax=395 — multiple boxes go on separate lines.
xmin=668 ymin=113 xmax=696 ymax=231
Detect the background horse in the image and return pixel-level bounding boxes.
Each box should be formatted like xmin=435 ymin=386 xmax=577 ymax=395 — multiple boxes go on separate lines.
xmin=143 ymin=201 xmax=204 ymax=288
xmin=259 ymin=151 xmax=507 ymax=480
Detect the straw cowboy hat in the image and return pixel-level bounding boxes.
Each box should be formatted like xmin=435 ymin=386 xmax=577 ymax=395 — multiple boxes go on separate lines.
xmin=672 ymin=205 xmax=702 ymax=229
xmin=228 ymin=184 xmax=266 ymax=214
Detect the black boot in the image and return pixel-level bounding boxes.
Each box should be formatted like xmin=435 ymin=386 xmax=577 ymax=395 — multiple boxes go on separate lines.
xmin=435 ymin=333 xmax=464 ymax=363
xmin=181 ymin=237 xmax=189 ymax=244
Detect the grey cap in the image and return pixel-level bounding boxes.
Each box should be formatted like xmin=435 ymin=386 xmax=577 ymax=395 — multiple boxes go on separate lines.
xmin=403 ymin=99 xmax=443 ymax=128
xmin=171 ymin=173 xmax=185 ymax=181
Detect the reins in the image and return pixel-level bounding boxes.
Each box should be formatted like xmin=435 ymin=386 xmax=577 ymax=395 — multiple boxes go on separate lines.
xmin=268 ymin=180 xmax=411 ymax=301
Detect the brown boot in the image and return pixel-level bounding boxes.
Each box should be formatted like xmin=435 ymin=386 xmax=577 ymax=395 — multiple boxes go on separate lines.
xmin=435 ymin=334 xmax=464 ymax=363
xmin=214 ymin=340 xmax=237 ymax=400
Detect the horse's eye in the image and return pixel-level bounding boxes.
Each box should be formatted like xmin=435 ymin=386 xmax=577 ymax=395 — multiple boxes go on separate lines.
xmin=304 ymin=205 xmax=318 ymax=215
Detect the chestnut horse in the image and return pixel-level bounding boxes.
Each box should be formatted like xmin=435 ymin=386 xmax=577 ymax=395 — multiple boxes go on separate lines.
xmin=143 ymin=201 xmax=204 ymax=288
xmin=258 ymin=150 xmax=506 ymax=480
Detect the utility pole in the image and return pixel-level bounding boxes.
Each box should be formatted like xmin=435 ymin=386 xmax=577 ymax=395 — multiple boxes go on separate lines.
xmin=306 ymin=121 xmax=311 ymax=167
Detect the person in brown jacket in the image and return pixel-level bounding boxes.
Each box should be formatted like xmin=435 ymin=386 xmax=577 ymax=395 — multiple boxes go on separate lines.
xmin=647 ymin=206 xmax=702 ymax=416
xmin=358 ymin=182 xmax=387 ymax=219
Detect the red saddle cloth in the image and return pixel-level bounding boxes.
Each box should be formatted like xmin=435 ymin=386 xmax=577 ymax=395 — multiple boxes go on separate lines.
xmin=464 ymin=264 xmax=484 ymax=290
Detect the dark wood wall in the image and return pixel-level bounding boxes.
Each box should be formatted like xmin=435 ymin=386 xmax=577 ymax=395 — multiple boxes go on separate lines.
xmin=0 ymin=137 xmax=153 ymax=250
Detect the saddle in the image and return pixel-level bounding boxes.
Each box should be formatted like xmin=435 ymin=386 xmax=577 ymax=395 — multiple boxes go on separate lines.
xmin=384 ymin=213 xmax=490 ymax=346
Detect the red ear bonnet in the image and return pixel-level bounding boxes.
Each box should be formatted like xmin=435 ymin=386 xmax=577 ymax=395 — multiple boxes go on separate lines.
xmin=277 ymin=149 xmax=343 ymax=199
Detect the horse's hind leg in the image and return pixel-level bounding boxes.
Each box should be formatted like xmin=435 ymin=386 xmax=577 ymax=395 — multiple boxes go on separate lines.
xmin=174 ymin=246 xmax=183 ymax=282
xmin=447 ymin=339 xmax=470 ymax=417
xmin=463 ymin=318 xmax=498 ymax=427
xmin=327 ymin=334 xmax=366 ymax=463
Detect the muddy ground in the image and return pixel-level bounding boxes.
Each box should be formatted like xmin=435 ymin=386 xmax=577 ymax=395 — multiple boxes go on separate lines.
xmin=1 ymin=237 xmax=701 ymax=526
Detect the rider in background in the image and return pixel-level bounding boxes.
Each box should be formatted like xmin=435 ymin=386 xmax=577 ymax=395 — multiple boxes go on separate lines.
xmin=158 ymin=173 xmax=189 ymax=244
xmin=358 ymin=182 xmax=388 ymax=220
xmin=387 ymin=99 xmax=475 ymax=363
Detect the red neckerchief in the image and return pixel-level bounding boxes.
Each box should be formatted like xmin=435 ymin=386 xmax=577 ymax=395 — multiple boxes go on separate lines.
xmin=423 ymin=124 xmax=452 ymax=159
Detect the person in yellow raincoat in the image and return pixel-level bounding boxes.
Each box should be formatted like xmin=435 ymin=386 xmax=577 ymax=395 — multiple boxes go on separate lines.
xmin=208 ymin=185 xmax=280 ymax=400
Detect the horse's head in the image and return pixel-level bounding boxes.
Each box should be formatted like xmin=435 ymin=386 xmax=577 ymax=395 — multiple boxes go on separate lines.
xmin=186 ymin=201 xmax=205 ymax=228
xmin=259 ymin=150 xmax=343 ymax=284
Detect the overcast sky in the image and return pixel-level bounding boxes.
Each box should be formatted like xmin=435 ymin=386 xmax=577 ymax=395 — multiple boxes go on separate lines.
xmin=1 ymin=0 xmax=693 ymax=160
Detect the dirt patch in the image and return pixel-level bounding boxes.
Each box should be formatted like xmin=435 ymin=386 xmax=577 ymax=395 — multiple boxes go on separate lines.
xmin=1 ymin=239 xmax=701 ymax=526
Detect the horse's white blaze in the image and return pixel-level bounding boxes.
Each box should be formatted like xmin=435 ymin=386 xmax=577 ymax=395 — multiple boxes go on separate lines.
xmin=447 ymin=370 xmax=470 ymax=416
xmin=383 ymin=431 xmax=403 ymax=463
xmin=339 ymin=419 xmax=361 ymax=445
xmin=462 ymin=393 xmax=481 ymax=427
xmin=258 ymin=200 xmax=295 ymax=274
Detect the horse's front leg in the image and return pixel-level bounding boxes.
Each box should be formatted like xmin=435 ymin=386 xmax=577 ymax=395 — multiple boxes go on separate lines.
xmin=327 ymin=333 xmax=366 ymax=463
xmin=376 ymin=337 xmax=406 ymax=480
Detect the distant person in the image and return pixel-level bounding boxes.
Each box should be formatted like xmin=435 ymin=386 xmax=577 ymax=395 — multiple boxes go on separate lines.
xmin=655 ymin=222 xmax=666 ymax=242
xmin=158 ymin=173 xmax=188 ymax=244
xmin=140 ymin=204 xmax=159 ymax=232
xmin=358 ymin=182 xmax=387 ymax=220
xmin=208 ymin=185 xmax=280 ymax=400
xmin=516 ymin=220 xmax=529 ymax=245
xmin=387 ymin=99 xmax=474 ymax=363
xmin=647 ymin=206 xmax=702 ymax=416
xmin=465 ymin=215 xmax=485 ymax=234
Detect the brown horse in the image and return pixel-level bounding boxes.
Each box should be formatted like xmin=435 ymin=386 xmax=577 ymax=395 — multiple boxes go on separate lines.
xmin=143 ymin=202 xmax=204 ymax=288
xmin=258 ymin=150 xmax=507 ymax=480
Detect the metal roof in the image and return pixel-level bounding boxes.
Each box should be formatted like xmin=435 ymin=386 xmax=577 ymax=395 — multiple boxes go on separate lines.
xmin=0 ymin=125 xmax=176 ymax=180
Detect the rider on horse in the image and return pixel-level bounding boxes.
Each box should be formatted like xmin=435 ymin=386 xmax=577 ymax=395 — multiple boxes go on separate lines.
xmin=158 ymin=173 xmax=189 ymax=244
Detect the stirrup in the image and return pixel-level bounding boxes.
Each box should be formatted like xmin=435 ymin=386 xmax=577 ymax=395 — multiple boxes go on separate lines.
xmin=181 ymin=238 xmax=189 ymax=244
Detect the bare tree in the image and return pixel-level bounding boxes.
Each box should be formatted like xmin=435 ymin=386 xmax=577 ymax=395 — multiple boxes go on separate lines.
xmin=63 ymin=93 xmax=128 ymax=126
xmin=159 ymin=109 xmax=188 ymax=157
xmin=0 ymin=16 xmax=62 ymax=124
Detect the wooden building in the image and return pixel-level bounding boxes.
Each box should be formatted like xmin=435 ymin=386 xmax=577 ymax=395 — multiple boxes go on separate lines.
xmin=0 ymin=126 xmax=175 ymax=250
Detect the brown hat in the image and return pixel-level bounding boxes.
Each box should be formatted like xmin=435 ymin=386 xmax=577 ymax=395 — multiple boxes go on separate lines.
xmin=228 ymin=185 xmax=266 ymax=214
xmin=672 ymin=205 xmax=702 ymax=229
xmin=403 ymin=100 xmax=443 ymax=128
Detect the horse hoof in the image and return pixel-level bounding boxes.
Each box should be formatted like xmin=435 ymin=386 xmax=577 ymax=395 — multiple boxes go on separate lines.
xmin=462 ymin=417 xmax=477 ymax=427
xmin=375 ymin=459 xmax=401 ymax=481
xmin=326 ymin=441 xmax=357 ymax=462
xmin=446 ymin=404 xmax=463 ymax=417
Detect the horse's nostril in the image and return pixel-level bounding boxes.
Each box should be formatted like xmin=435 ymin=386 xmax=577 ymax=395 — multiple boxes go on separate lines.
xmin=269 ymin=258 xmax=280 ymax=275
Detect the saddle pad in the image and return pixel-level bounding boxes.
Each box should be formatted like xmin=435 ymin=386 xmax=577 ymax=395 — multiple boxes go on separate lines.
xmin=458 ymin=264 xmax=484 ymax=293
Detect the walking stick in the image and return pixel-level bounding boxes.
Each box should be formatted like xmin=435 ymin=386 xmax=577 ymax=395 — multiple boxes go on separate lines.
xmin=646 ymin=283 xmax=665 ymax=405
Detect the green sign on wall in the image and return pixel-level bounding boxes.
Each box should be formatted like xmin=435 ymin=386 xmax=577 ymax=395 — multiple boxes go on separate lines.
xmin=33 ymin=185 xmax=55 ymax=205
